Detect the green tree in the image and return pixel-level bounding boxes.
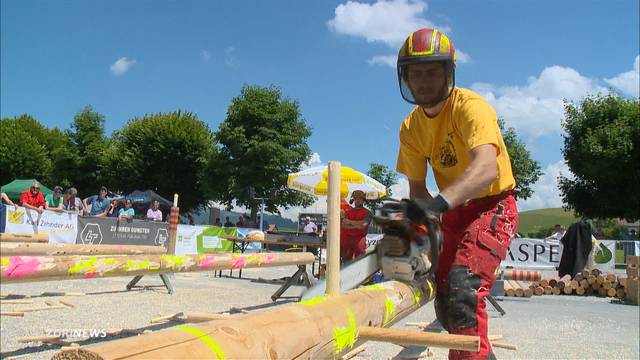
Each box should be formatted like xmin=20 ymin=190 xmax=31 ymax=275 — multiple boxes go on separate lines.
xmin=105 ymin=111 xmax=215 ymax=213
xmin=365 ymin=162 xmax=398 ymax=209
xmin=0 ymin=117 xmax=52 ymax=183
xmin=207 ymin=85 xmax=315 ymax=221
xmin=498 ymin=118 xmax=543 ymax=200
xmin=67 ymin=106 xmax=108 ymax=193
xmin=559 ymin=93 xmax=639 ymax=221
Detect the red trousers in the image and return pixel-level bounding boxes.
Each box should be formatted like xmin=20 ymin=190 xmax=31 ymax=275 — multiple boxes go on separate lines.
xmin=435 ymin=193 xmax=518 ymax=360
xmin=340 ymin=235 xmax=366 ymax=261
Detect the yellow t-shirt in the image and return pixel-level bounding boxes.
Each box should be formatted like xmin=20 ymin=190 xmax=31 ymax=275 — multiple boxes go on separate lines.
xmin=396 ymin=87 xmax=515 ymax=197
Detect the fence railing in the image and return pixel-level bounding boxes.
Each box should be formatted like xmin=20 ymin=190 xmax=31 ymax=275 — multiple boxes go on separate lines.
xmin=615 ymin=240 xmax=639 ymax=267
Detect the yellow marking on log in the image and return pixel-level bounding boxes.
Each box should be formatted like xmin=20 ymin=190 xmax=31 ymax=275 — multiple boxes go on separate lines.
xmin=361 ymin=284 xmax=385 ymax=291
xmin=1 ymin=257 xmax=9 ymax=267
xmin=384 ymin=297 xmax=396 ymax=326
xmin=413 ymin=288 xmax=422 ymax=306
xmin=126 ymin=260 xmax=160 ymax=271
xmin=162 ymin=255 xmax=187 ymax=270
xmin=176 ymin=326 xmax=225 ymax=359
xmin=68 ymin=257 xmax=97 ymax=275
xmin=298 ymin=295 xmax=327 ymax=306
xmin=333 ymin=308 xmax=357 ymax=355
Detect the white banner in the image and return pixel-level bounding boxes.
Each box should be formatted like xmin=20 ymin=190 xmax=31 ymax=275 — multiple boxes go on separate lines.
xmin=4 ymin=206 xmax=78 ymax=244
xmin=591 ymin=240 xmax=615 ymax=272
xmin=503 ymin=238 xmax=562 ymax=269
xmin=175 ymin=224 xmax=203 ymax=255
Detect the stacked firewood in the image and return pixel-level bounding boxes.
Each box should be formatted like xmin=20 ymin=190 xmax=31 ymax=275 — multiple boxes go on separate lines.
xmin=502 ymin=269 xmax=628 ymax=298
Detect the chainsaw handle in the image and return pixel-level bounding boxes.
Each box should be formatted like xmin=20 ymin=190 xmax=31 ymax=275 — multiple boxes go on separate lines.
xmin=424 ymin=215 xmax=442 ymax=277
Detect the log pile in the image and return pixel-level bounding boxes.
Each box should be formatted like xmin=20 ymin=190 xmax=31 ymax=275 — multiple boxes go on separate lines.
xmin=502 ymin=269 xmax=629 ymax=299
xmin=626 ymin=256 xmax=639 ymax=305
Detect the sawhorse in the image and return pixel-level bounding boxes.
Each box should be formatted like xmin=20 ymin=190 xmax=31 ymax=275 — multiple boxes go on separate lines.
xmin=270 ymin=265 xmax=312 ymax=301
xmin=126 ymin=274 xmax=174 ymax=294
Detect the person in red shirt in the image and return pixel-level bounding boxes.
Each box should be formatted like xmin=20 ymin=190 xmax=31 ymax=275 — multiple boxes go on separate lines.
xmin=19 ymin=181 xmax=46 ymax=213
xmin=340 ymin=190 xmax=372 ymax=261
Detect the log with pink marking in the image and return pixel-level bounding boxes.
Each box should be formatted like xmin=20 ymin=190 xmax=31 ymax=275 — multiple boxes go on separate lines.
xmin=1 ymin=252 xmax=313 ymax=284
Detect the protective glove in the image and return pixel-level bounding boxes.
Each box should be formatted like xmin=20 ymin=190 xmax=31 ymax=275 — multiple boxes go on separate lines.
xmin=404 ymin=194 xmax=450 ymax=223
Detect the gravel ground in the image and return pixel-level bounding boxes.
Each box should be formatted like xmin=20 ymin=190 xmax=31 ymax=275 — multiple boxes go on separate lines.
xmin=1 ymin=266 xmax=638 ymax=359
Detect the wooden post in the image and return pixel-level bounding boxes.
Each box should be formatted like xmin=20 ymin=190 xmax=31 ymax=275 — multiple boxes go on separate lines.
xmin=1 ymin=243 xmax=165 ymax=256
xmin=1 ymin=252 xmax=315 ymax=284
xmin=357 ymin=326 xmax=480 ymax=352
xmin=52 ymin=280 xmax=437 ymax=360
xmin=326 ymin=161 xmax=341 ymax=296
xmin=0 ymin=233 xmax=48 ymax=243
xmin=166 ymin=194 xmax=180 ymax=255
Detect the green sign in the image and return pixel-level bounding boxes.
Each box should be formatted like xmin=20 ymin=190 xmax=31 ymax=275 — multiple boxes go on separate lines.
xmin=196 ymin=226 xmax=238 ymax=253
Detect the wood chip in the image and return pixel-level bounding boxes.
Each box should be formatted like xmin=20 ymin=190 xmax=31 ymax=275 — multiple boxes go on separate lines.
xmin=0 ymin=311 xmax=25 ymax=317
xmin=340 ymin=344 xmax=368 ymax=360
xmin=0 ymin=300 xmax=34 ymax=305
xmin=18 ymin=305 xmax=66 ymax=312
xmin=60 ymin=300 xmax=76 ymax=308
xmin=491 ymin=341 xmax=517 ymax=350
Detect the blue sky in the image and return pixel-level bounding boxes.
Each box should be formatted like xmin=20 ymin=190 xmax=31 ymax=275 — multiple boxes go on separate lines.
xmin=2 ymin=0 xmax=638 ymax=218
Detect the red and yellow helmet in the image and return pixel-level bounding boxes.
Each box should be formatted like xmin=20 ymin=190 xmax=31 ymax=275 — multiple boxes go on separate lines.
xmin=397 ymin=28 xmax=457 ymax=106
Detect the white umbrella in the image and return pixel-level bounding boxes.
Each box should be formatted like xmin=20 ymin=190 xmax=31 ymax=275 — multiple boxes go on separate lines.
xmin=287 ymin=165 xmax=386 ymax=199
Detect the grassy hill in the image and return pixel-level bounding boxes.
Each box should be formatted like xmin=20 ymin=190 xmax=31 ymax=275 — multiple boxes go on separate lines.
xmin=517 ymin=207 xmax=580 ymax=236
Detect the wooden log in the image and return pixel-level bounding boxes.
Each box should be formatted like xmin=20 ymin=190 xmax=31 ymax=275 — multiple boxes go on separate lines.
xmin=326 ymin=161 xmax=341 ymax=295
xmin=540 ymin=279 xmax=549 ymax=287
xmin=1 ymin=252 xmax=315 ymax=284
xmin=503 ymin=280 xmax=516 ymax=296
xmin=563 ymin=285 xmax=573 ymax=295
xmin=166 ymin=206 xmax=179 ymax=256
xmin=575 ymin=286 xmax=585 ymax=296
xmin=591 ymin=268 xmax=601 ymax=277
xmin=52 ymin=280 xmax=437 ymax=360
xmin=579 ymin=279 xmax=589 ymax=288
xmin=358 ymin=327 xmax=479 ymax=351
xmin=602 ymin=281 xmax=613 ymax=290
xmin=606 ymin=288 xmax=616 ymax=297
xmin=548 ymin=278 xmax=558 ymax=287
xmin=0 ymin=311 xmax=24 ymax=317
xmin=587 ymin=275 xmax=596 ymax=284
xmin=503 ymin=270 xmax=541 ymax=282
xmin=491 ymin=342 xmax=518 ymax=351
xmin=597 ymin=288 xmax=607 ymax=297
xmin=0 ymin=233 xmax=48 ymax=243
xmin=515 ymin=281 xmax=533 ymax=297
xmin=596 ymin=275 xmax=605 ymax=285
xmin=1 ymin=242 xmax=165 ymax=256
xmin=558 ymin=275 xmax=571 ymax=290
xmin=574 ymin=273 xmax=584 ymax=282
xmin=534 ymin=286 xmax=544 ymax=296
xmin=569 ymin=280 xmax=579 ymax=290
xmin=552 ymin=287 xmax=561 ymax=295
xmin=619 ymin=277 xmax=627 ymax=288
xmin=544 ymin=286 xmax=552 ymax=295
xmin=606 ymin=273 xmax=617 ymax=282
xmin=616 ymin=288 xmax=626 ymax=298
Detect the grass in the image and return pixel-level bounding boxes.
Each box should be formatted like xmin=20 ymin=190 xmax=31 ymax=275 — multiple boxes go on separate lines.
xmin=517 ymin=207 xmax=580 ymax=236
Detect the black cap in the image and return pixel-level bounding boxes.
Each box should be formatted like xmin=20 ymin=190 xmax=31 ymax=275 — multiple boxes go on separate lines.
xmin=100 ymin=186 xmax=108 ymax=192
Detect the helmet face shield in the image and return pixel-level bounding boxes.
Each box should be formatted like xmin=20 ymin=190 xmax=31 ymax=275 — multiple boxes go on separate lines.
xmin=397 ymin=28 xmax=457 ymax=107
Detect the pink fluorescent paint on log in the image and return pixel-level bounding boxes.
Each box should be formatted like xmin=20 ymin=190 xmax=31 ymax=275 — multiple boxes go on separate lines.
xmin=84 ymin=272 xmax=97 ymax=279
xmin=2 ymin=256 xmax=41 ymax=279
xmin=199 ymin=255 xmax=216 ymax=269
xmin=231 ymin=256 xmax=246 ymax=269
xmin=261 ymin=254 xmax=275 ymax=265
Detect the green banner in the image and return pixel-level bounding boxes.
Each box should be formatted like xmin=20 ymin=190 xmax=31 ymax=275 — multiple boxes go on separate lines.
xmin=196 ymin=226 xmax=238 ymax=253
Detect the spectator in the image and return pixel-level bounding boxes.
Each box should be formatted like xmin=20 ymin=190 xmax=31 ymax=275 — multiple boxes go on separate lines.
xmin=546 ymin=224 xmax=566 ymax=241
xmin=19 ymin=181 xmax=46 ymax=213
xmin=107 ymin=199 xmax=119 ymax=218
xmin=118 ymin=199 xmax=135 ymax=220
xmin=214 ymin=217 xmax=223 ymax=227
xmin=302 ymin=216 xmax=318 ymax=235
xmin=223 ymin=216 xmax=234 ymax=227
xmin=340 ymin=190 xmax=372 ymax=261
xmin=83 ymin=186 xmax=111 ymax=217
xmin=146 ymin=200 xmax=163 ymax=222
xmin=1 ymin=192 xmax=16 ymax=207
xmin=62 ymin=187 xmax=84 ymax=215
xmin=235 ymin=215 xmax=246 ymax=227
xmin=187 ymin=214 xmax=195 ymax=225
xmin=45 ymin=186 xmax=64 ymax=212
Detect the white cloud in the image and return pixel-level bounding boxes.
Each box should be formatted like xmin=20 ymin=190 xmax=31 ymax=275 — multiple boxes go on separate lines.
xmin=368 ymin=55 xmax=396 ymax=67
xmin=389 ymin=177 xmax=409 ymax=199
xmin=224 ymin=47 xmax=239 ymax=68
xmin=456 ymin=49 xmax=471 ymax=64
xmin=202 ymin=50 xmax=212 ymax=62
xmin=110 ymin=57 xmax=136 ymax=76
xmin=472 ymin=65 xmax=606 ymax=137
xmin=303 ymin=152 xmax=323 ymax=169
xmin=605 ymin=55 xmax=640 ymax=97
xmin=517 ymin=160 xmax=573 ymax=211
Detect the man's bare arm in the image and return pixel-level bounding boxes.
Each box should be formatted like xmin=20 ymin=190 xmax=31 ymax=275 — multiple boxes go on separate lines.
xmin=440 ymin=144 xmax=498 ymax=208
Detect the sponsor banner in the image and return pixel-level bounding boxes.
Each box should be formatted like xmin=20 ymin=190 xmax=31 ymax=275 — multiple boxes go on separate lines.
xmin=175 ymin=225 xmax=239 ymax=255
xmin=75 ymin=216 xmax=169 ymax=247
xmin=591 ymin=240 xmax=615 ymax=272
xmin=503 ymin=238 xmax=562 ymax=269
xmin=4 ymin=206 xmax=77 ymax=244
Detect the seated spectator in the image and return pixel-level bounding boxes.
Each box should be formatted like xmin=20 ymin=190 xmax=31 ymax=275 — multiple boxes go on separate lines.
xmin=223 ymin=216 xmax=234 ymax=227
xmin=214 ymin=217 xmax=223 ymax=227
xmin=62 ymin=187 xmax=85 ymax=215
xmin=19 ymin=181 xmax=45 ymax=213
xmin=235 ymin=215 xmax=246 ymax=227
xmin=118 ymin=199 xmax=135 ymax=220
xmin=302 ymin=216 xmax=318 ymax=235
xmin=83 ymin=186 xmax=111 ymax=217
xmin=45 ymin=186 xmax=64 ymax=212
xmin=146 ymin=200 xmax=163 ymax=222
xmin=107 ymin=199 xmax=120 ymax=218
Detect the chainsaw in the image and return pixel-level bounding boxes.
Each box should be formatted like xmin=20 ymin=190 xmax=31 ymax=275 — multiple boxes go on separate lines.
xmin=300 ymin=199 xmax=442 ymax=300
